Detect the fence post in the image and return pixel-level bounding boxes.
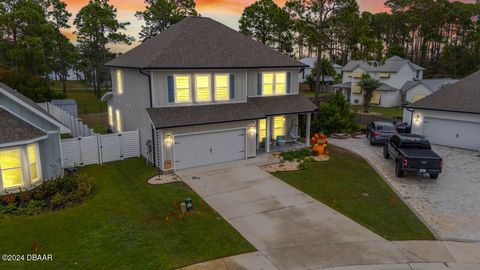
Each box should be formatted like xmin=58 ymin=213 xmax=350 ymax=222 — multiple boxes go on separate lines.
xmin=97 ymin=134 xmax=103 ymax=164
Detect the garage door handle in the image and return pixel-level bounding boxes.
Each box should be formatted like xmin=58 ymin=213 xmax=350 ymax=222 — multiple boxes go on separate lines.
xmin=175 ymin=160 xmax=181 ymax=163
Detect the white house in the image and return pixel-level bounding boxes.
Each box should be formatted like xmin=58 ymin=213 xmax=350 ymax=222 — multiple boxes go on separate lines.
xmin=403 ymin=70 xmax=480 ymax=150
xmin=400 ymin=78 xmax=458 ymax=104
xmin=334 ymin=56 xmax=426 ymax=107
xmin=298 ymin=57 xmax=342 ymax=83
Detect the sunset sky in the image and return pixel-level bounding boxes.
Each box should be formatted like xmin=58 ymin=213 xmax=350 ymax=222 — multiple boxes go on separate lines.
xmin=62 ymin=0 xmax=475 ymax=52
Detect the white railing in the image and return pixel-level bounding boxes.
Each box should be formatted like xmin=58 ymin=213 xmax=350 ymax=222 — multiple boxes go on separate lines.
xmin=61 ymin=130 xmax=140 ymax=167
xmin=38 ymin=102 xmax=95 ymax=137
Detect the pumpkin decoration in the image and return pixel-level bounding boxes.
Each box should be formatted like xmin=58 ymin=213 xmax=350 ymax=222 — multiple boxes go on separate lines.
xmin=311 ymin=133 xmax=329 ymax=156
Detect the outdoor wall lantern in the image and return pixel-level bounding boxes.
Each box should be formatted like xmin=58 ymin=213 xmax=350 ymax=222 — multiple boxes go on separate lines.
xmin=249 ymin=125 xmax=256 ymax=135
xmin=165 ymin=134 xmax=173 ymax=145
xmin=414 ymin=114 xmax=422 ymax=125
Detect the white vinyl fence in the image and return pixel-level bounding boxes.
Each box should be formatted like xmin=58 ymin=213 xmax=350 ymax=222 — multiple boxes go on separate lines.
xmin=61 ymin=130 xmax=140 ymax=167
xmin=38 ymin=102 xmax=95 ymax=137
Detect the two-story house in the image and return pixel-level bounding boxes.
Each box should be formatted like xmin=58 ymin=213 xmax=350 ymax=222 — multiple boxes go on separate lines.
xmin=104 ymin=17 xmax=317 ymax=172
xmin=334 ymin=56 xmax=426 ymax=107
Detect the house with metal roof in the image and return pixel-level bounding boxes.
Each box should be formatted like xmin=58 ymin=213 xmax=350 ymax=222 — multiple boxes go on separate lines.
xmin=334 ymin=56 xmax=426 ymax=107
xmin=403 ymin=70 xmax=480 ymax=150
xmin=0 ymin=83 xmax=70 ymax=194
xmin=104 ymin=17 xmax=317 ymax=171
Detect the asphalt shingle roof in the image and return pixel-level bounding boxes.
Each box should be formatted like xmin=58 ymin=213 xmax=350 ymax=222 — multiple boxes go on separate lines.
xmin=147 ymin=95 xmax=317 ymax=129
xmin=342 ymin=56 xmax=425 ymax=73
xmin=0 ymin=108 xmax=46 ymax=145
xmin=401 ymin=79 xmax=459 ymax=93
xmin=406 ymin=70 xmax=480 ymax=114
xmin=106 ymin=17 xmax=306 ymax=69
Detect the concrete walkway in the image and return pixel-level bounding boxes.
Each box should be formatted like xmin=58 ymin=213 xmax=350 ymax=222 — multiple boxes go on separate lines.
xmin=177 ymin=157 xmax=419 ymax=270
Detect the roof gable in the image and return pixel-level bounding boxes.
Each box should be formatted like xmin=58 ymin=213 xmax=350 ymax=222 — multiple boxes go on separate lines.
xmin=0 ymin=83 xmax=70 ymax=133
xmin=0 ymin=108 xmax=47 ymax=146
xmin=406 ymin=70 xmax=480 ymax=114
xmin=106 ymin=17 xmax=305 ymax=69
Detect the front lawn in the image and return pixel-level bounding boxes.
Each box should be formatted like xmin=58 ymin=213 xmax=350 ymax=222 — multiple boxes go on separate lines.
xmin=273 ymin=146 xmax=435 ymax=241
xmin=0 ymin=158 xmax=254 ymax=269
xmin=79 ymin=113 xmax=108 ymax=134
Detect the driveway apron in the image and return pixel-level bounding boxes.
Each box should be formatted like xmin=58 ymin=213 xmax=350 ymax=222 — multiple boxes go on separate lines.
xmin=177 ymin=158 xmax=417 ymax=270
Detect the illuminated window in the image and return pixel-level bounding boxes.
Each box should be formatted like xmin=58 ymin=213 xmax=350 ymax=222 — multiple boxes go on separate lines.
xmin=195 ymin=75 xmax=211 ymax=102
xmin=259 ymin=119 xmax=266 ymax=142
xmin=0 ymin=148 xmax=23 ymax=188
xmin=116 ymin=109 xmax=122 ymax=132
xmin=215 ymin=75 xmax=229 ymax=101
xmin=108 ymin=105 xmax=113 ymax=126
xmin=275 ymin=72 xmax=286 ymax=94
xmin=27 ymin=144 xmax=40 ymax=182
xmin=175 ymin=75 xmax=191 ymax=103
xmin=262 ymin=73 xmax=274 ymax=95
xmin=117 ymin=70 xmax=123 ymax=94
xmin=273 ymin=116 xmax=285 ymax=139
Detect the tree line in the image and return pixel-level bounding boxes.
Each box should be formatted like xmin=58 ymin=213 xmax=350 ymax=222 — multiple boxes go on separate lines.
xmin=1 ymin=0 xmax=479 ymax=102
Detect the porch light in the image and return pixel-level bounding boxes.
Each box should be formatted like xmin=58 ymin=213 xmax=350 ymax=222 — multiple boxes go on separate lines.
xmin=414 ymin=114 xmax=422 ymax=125
xmin=165 ymin=134 xmax=173 ymax=145
xmin=249 ymin=126 xmax=256 ymax=135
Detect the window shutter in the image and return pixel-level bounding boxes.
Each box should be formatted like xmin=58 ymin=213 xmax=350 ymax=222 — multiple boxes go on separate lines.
xmin=229 ymin=74 xmax=235 ymax=99
xmin=286 ymin=72 xmax=291 ymax=93
xmin=257 ymin=73 xmax=262 ymax=95
xmin=167 ymin=75 xmax=174 ymax=103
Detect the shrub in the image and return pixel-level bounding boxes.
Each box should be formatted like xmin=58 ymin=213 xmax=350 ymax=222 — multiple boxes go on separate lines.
xmin=315 ymin=92 xmax=358 ymax=135
xmin=0 ymin=175 xmax=94 ymax=216
xmin=298 ymin=157 xmax=313 ymax=170
xmin=280 ymin=149 xmax=313 ymax=162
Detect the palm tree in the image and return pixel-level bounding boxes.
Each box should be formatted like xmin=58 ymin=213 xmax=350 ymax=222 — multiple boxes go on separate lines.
xmin=357 ymin=73 xmax=381 ymax=113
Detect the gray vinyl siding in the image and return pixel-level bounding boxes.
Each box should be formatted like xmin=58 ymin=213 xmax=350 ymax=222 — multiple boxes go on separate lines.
xmin=110 ymin=68 xmax=152 ymax=159
xmin=38 ymin=133 xmax=62 ymax=179
xmin=151 ymin=70 xmax=247 ymax=107
xmin=247 ymin=68 xmax=300 ymax=96
xmin=159 ymin=120 xmax=257 ymax=171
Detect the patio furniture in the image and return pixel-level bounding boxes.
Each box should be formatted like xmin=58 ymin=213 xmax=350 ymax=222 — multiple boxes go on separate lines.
xmin=276 ymin=136 xmax=286 ymax=146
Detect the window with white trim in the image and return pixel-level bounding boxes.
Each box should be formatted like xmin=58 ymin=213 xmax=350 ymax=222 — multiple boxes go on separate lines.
xmin=27 ymin=144 xmax=40 ymax=182
xmin=195 ymin=74 xmax=211 ymax=102
xmin=175 ymin=75 xmax=191 ymax=103
xmin=0 ymin=148 xmax=23 ymax=188
xmin=273 ymin=116 xmax=285 ymax=139
xmin=215 ymin=74 xmax=229 ymax=101
xmin=262 ymin=72 xmax=287 ymax=96
xmin=116 ymin=70 xmax=123 ymax=94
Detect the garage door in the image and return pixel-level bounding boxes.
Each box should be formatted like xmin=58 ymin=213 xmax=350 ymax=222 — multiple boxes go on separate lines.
xmin=423 ymin=118 xmax=480 ymax=150
xmin=174 ymin=129 xmax=246 ymax=170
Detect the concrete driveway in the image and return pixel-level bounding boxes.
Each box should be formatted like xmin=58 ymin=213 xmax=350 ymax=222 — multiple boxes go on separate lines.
xmin=177 ymin=157 xmax=416 ymax=270
xmin=330 ymin=137 xmax=480 ymax=242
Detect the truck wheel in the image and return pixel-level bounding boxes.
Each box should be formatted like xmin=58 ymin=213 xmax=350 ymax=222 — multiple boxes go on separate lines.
xmin=383 ymin=146 xmax=390 ymax=159
xmin=429 ymin=173 xmax=439 ymax=179
xmin=395 ymin=160 xmax=405 ymax=177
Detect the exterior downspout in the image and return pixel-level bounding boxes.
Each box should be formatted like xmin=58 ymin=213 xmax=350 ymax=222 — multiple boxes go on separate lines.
xmin=406 ymin=108 xmax=415 ymax=125
xmin=139 ymin=69 xmax=156 ymax=167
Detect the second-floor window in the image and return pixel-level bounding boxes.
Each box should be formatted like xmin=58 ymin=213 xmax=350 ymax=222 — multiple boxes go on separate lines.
xmin=215 ymin=74 xmax=229 ymax=101
xmin=195 ymin=75 xmax=211 ymax=102
xmin=262 ymin=72 xmax=287 ymax=96
xmin=175 ymin=75 xmax=191 ymax=103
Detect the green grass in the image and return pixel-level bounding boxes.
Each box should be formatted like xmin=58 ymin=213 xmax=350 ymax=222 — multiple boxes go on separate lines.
xmin=79 ymin=113 xmax=108 ymax=134
xmin=300 ymin=89 xmax=334 ymax=98
xmin=64 ymin=90 xmax=107 ymax=114
xmin=51 ymin=80 xmax=93 ymax=91
xmin=273 ymin=146 xmax=435 ymax=241
xmin=0 ymin=158 xmax=254 ymax=269
xmin=351 ymin=105 xmax=403 ymax=119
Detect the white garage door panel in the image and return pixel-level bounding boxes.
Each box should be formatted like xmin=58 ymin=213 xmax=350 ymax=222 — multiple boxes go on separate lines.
xmin=174 ymin=129 xmax=246 ymax=170
xmin=424 ymin=118 xmax=480 ymax=150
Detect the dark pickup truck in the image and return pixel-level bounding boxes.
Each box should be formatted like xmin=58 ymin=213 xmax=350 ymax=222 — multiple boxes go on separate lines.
xmin=383 ymin=134 xmax=443 ymax=179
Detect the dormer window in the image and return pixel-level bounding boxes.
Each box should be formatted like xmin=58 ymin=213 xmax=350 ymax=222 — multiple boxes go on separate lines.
xmin=195 ymin=74 xmax=211 ymax=102
xmin=175 ymin=75 xmax=191 ymax=103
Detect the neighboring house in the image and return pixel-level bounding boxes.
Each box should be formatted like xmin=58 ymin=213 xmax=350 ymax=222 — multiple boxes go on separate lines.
xmin=334 ymin=56 xmax=426 ymax=107
xmin=0 ymin=83 xmax=70 ymax=194
xmin=403 ymin=70 xmax=480 ymax=150
xmin=104 ymin=17 xmax=317 ymax=172
xmin=401 ymin=78 xmax=458 ymax=104
xmin=298 ymin=57 xmax=342 ymax=83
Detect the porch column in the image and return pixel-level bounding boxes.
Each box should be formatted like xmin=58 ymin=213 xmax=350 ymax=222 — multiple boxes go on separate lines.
xmin=305 ymin=113 xmax=311 ymax=147
xmin=266 ymin=116 xmax=271 ymax=153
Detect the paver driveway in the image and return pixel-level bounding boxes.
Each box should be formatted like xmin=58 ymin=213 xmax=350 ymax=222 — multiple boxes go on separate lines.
xmin=330 ymin=137 xmax=480 ymax=241
xmin=177 ymin=157 xmax=417 ymax=270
